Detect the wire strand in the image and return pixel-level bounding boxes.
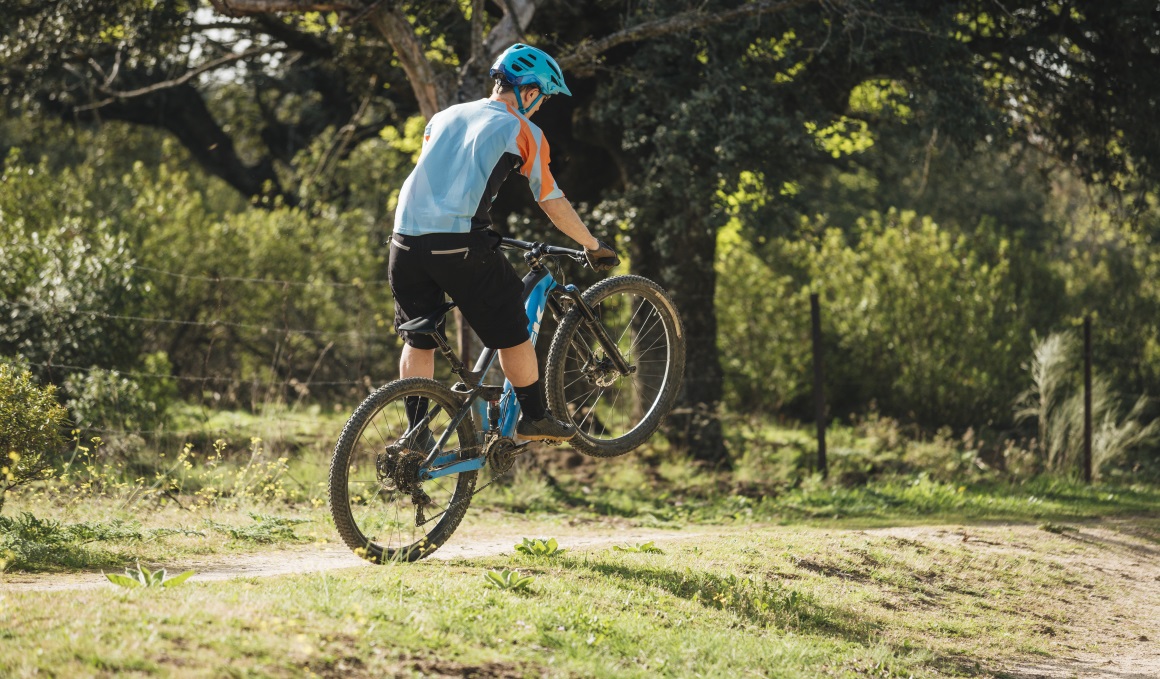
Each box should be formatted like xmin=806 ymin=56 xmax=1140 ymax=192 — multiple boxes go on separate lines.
xmin=131 ymin=264 xmax=390 ymax=288
xmin=0 ymin=298 xmax=392 ymax=342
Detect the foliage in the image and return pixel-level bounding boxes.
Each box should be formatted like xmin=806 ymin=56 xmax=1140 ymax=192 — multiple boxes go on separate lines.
xmin=484 ymin=568 xmax=535 ymax=592
xmin=64 ymin=353 xmax=176 ymax=434
xmin=513 ymin=537 xmax=563 ymax=557
xmin=0 ymin=365 xmax=66 ymax=513
xmin=0 ymin=153 xmax=145 ymax=380
xmin=205 ymin=513 xmax=311 ymax=544
xmin=105 ymin=562 xmax=195 ymax=589
xmin=612 ymin=541 xmax=664 ymax=554
xmin=1015 ymin=331 xmax=1160 ymax=478
xmin=0 ymin=512 xmax=199 ymax=572
xmin=719 ymin=209 xmax=1046 ymax=429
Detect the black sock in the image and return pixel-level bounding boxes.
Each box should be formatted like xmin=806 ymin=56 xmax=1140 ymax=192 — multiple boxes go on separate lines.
xmin=513 ymin=382 xmax=547 ymax=421
xmin=405 ymin=396 xmax=429 ymax=429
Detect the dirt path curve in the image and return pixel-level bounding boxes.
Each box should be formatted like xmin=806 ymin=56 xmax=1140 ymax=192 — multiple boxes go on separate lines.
xmin=0 ymin=527 xmax=703 ymax=593
xmin=863 ymin=523 xmax=1160 ymax=679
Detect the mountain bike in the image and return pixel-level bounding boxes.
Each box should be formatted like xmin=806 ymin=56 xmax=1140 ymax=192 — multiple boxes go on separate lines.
xmin=329 ymin=237 xmax=685 ymax=562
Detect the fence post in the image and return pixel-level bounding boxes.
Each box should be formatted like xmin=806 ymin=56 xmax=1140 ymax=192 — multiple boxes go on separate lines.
xmin=1083 ymin=314 xmax=1093 ymax=483
xmin=810 ymin=293 xmax=828 ymax=478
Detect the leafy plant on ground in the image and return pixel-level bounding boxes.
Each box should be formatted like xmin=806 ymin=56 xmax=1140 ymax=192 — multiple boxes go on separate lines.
xmin=484 ymin=569 xmax=534 ymax=591
xmin=612 ymin=541 xmax=664 ymax=554
xmin=205 ymin=513 xmax=311 ymax=544
xmin=105 ymin=561 xmax=195 ymax=589
xmin=514 ymin=537 xmax=564 ymax=557
xmin=0 ymin=364 xmax=67 ymax=514
xmin=0 ymin=512 xmax=201 ymax=572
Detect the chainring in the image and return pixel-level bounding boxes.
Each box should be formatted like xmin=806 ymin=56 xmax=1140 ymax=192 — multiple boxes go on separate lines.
xmin=485 ymin=436 xmax=522 ymax=476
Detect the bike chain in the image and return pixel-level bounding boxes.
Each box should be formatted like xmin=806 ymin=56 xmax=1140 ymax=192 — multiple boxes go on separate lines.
xmin=414 ymin=436 xmax=528 ymax=527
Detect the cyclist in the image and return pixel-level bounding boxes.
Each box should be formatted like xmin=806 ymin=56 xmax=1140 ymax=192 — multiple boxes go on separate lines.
xmin=389 ymin=43 xmax=620 ymax=443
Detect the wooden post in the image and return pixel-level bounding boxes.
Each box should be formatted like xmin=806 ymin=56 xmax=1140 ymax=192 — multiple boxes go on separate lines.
xmin=1083 ymin=315 xmax=1093 ymax=483
xmin=810 ymin=293 xmax=827 ymax=478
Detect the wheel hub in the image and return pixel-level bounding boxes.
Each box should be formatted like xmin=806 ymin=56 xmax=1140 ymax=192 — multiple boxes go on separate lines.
xmin=586 ymin=357 xmax=621 ymax=388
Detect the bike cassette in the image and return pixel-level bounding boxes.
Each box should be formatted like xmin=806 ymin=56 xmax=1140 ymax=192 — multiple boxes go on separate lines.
xmin=484 ymin=436 xmax=530 ymax=475
xmin=377 ymin=444 xmax=434 ymax=523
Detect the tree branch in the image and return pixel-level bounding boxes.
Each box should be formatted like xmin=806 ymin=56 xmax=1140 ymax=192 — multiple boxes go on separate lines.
xmin=559 ymin=0 xmax=819 ymax=76
xmin=369 ymin=6 xmax=445 ymax=118
xmin=211 ymin=0 xmax=364 ymax=16
xmin=484 ymin=0 xmax=536 ymax=57
xmin=75 ymin=46 xmax=286 ymax=112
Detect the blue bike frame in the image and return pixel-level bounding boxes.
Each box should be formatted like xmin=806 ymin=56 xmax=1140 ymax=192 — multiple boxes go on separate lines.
xmin=417 ymin=265 xmax=562 ymax=481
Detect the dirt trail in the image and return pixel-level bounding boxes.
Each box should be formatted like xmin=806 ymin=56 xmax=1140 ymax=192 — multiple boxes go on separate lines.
xmin=863 ymin=523 xmax=1160 ymax=679
xmin=3 ymin=521 xmax=1157 ymax=678
xmin=0 ymin=527 xmax=701 ymax=593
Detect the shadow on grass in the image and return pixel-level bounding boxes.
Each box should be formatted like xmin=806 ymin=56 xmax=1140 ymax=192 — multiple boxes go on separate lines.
xmin=584 ymin=558 xmax=993 ymax=677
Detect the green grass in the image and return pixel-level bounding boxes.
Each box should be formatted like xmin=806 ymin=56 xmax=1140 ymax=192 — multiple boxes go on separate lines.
xmin=2 ymin=522 xmax=1153 ymax=677
xmin=3 ymin=404 xmax=1159 ymax=573
xmin=3 ymin=407 xmax=1157 ymax=676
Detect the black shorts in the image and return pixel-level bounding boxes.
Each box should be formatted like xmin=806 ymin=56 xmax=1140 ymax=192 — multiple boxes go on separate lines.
xmin=388 ymin=230 xmax=529 ymax=351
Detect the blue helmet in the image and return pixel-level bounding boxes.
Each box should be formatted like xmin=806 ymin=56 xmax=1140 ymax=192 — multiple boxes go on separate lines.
xmin=490 ymin=43 xmax=572 ymax=101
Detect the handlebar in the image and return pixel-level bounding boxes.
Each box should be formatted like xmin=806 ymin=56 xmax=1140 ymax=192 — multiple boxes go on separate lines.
xmin=500 ymin=237 xmax=587 ymax=265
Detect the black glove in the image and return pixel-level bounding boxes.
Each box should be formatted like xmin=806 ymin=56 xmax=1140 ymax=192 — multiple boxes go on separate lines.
xmin=585 ymin=239 xmax=620 ymax=272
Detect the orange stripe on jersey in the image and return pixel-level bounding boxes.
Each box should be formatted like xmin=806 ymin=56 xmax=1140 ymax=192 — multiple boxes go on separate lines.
xmin=502 ymin=100 xmax=558 ymax=202
xmin=536 ymin=135 xmax=555 ymax=201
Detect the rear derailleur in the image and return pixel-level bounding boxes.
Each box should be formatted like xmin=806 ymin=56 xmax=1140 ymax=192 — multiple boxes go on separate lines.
xmin=377 ymin=436 xmax=435 ymax=525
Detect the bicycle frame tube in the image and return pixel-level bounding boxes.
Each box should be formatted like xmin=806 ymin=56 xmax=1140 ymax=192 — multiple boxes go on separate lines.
xmin=473 ymin=267 xmax=557 ymax=437
xmin=419 ymin=267 xmax=556 ymax=481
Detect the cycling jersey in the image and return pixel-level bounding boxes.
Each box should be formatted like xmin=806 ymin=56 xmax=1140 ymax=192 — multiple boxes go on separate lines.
xmin=393 ymin=99 xmax=564 ymax=236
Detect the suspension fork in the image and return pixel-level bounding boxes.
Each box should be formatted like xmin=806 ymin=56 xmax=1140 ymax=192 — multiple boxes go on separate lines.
xmin=555 ymin=285 xmax=634 ymax=376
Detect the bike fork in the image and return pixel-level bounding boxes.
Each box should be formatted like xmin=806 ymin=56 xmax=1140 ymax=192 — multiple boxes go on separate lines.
xmin=557 ymin=285 xmax=635 ymax=376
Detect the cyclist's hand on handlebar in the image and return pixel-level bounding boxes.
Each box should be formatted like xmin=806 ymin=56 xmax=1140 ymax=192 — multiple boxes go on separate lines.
xmin=585 ymin=239 xmax=620 ymax=272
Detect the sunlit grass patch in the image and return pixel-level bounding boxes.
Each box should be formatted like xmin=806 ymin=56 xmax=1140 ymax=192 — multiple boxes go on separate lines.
xmin=4 ymin=523 xmax=1148 ymax=678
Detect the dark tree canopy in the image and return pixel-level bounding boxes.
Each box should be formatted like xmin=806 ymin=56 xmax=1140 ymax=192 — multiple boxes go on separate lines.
xmin=4 ymin=0 xmax=1159 ymax=461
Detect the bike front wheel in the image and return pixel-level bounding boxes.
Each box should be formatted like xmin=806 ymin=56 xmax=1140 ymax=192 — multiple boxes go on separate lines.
xmin=329 ymin=378 xmax=477 ymax=562
xmin=545 ymin=275 xmax=685 ymax=457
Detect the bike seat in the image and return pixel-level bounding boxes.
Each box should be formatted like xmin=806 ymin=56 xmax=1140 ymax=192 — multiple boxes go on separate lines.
xmin=397 ymin=301 xmax=457 ymax=335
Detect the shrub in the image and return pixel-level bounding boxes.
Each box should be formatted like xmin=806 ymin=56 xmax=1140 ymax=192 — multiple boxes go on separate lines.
xmin=1015 ymin=331 xmax=1160 ymax=478
xmin=63 ymin=352 xmax=176 ymax=435
xmin=0 ymin=364 xmax=67 ymax=513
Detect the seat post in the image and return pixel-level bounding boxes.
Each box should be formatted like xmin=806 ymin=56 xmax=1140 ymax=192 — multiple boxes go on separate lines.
xmin=432 ymin=331 xmax=470 ymax=380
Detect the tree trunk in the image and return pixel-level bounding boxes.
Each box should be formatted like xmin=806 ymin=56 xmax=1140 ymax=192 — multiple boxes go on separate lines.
xmin=630 ymin=206 xmax=728 ymax=467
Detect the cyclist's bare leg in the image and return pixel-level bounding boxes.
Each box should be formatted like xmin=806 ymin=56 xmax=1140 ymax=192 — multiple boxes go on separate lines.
xmin=400 ymin=345 xmax=435 ymax=379
xmin=498 ymin=340 xmax=538 ymax=388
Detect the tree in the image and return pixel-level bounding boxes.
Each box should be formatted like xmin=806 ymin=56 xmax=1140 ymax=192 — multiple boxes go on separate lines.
xmin=5 ymin=0 xmax=1160 ymax=464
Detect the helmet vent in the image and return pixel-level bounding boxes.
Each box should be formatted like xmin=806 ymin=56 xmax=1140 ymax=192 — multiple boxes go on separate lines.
xmin=511 ymin=63 xmax=524 ymax=72
xmin=517 ymin=56 xmax=536 ymax=69
xmin=547 ymin=61 xmax=562 ymax=78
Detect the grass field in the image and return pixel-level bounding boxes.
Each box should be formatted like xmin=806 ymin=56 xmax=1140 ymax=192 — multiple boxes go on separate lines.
xmin=2 ymin=410 xmax=1158 ymax=677
xmin=3 ymin=517 xmax=1158 ymax=678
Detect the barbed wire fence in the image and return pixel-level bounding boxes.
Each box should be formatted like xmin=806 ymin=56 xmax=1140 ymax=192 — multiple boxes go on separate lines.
xmin=3 ymin=262 xmax=406 ymax=445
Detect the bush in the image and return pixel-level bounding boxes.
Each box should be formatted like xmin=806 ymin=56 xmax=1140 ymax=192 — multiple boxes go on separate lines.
xmin=63 ymin=352 xmax=176 ymax=435
xmin=718 ymin=209 xmax=1054 ymax=430
xmin=0 ymin=364 xmax=67 ymax=513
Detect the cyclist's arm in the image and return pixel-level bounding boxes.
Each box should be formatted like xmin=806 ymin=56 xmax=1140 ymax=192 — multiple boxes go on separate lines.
xmin=539 ymin=197 xmax=599 ymax=251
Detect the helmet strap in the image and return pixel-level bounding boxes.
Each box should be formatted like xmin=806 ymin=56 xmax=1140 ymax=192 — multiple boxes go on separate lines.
xmin=513 ymin=84 xmax=544 ymax=116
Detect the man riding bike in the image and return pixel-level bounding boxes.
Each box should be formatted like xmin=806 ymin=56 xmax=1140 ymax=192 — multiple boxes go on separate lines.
xmin=389 ymin=43 xmax=620 ymax=443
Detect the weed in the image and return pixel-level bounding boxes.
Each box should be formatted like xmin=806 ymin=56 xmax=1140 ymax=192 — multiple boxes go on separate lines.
xmin=205 ymin=513 xmax=311 ymax=544
xmin=612 ymin=541 xmax=664 ymax=554
xmin=105 ymin=561 xmax=195 ymax=589
xmin=1039 ymin=522 xmax=1075 ymax=534
xmin=0 ymin=512 xmax=202 ymax=572
xmin=514 ymin=537 xmax=564 ymax=557
xmin=484 ymin=569 xmax=535 ymax=591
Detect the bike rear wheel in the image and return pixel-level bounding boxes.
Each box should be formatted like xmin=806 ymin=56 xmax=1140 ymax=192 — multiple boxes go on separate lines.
xmin=545 ymin=275 xmax=685 ymax=457
xmin=329 ymin=378 xmax=477 ymax=562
